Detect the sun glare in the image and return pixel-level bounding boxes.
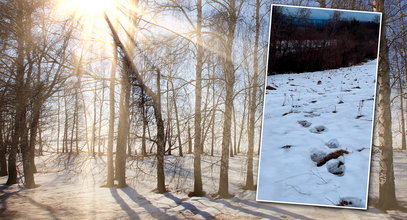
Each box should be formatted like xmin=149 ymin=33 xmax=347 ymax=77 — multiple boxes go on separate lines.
xmin=55 ymin=0 xmax=125 ymax=55
xmin=57 ymin=0 xmax=116 ymax=18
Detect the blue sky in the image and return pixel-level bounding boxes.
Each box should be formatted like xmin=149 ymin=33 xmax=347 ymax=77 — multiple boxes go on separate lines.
xmin=282 ymin=6 xmax=381 ymax=22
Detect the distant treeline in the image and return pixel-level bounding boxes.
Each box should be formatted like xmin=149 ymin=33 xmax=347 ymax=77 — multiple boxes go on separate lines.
xmin=268 ymin=7 xmax=380 ymax=75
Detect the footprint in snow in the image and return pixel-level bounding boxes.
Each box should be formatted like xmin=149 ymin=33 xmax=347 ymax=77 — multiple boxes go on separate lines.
xmin=304 ymin=113 xmax=320 ymax=118
xmin=298 ymin=120 xmax=312 ymax=127
xmin=310 ymin=125 xmax=327 ymax=133
xmin=325 ymin=138 xmax=340 ymax=148
xmin=310 ymin=148 xmax=327 ymax=163
xmin=326 ymin=157 xmax=346 ymax=176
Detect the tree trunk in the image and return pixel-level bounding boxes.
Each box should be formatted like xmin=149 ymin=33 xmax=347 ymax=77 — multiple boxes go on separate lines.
xmin=115 ymin=67 xmax=130 ymax=188
xmin=106 ymin=40 xmax=117 ymax=187
xmin=155 ymin=70 xmax=166 ymax=193
xmin=63 ymin=96 xmax=69 ymax=153
xmin=400 ymin=0 xmax=407 ymax=150
xmin=218 ymin=1 xmax=237 ymax=197
xmin=395 ymin=46 xmax=406 ymax=150
xmin=91 ymin=83 xmax=97 ymax=156
xmin=231 ymin=106 xmax=236 ymax=157
xmin=38 ymin=123 xmax=43 ymax=155
xmin=257 ymin=130 xmax=261 ymax=155
xmin=374 ymin=0 xmax=398 ymax=210
xmin=70 ymin=94 xmax=76 ymax=154
xmin=7 ymin=2 xmax=27 ymax=185
xmin=237 ymin=94 xmax=247 ymax=154
xmin=210 ymin=112 xmax=215 ymax=156
xmin=166 ymin=80 xmax=172 ymax=156
xmin=80 ymin=86 xmax=90 ymax=153
xmin=219 ymin=66 xmax=234 ymax=198
xmin=245 ymin=0 xmax=260 ymax=190
xmin=29 ymin=99 xmax=42 ymax=174
xmin=318 ymin=0 xmax=326 ymax=8
xmin=170 ymin=81 xmax=183 ymax=157
xmin=0 ymin=120 xmax=7 ymax=176
xmin=22 ymin=123 xmax=35 ymax=188
xmin=188 ymin=125 xmax=192 ymax=154
xmin=6 ymin=134 xmax=18 ymax=185
xmin=211 ymin=67 xmax=216 ymax=157
xmin=141 ymin=88 xmax=147 ymax=157
xmin=192 ymin=0 xmax=204 ymax=196
xmin=75 ymin=89 xmax=79 ymax=153
xmin=98 ymin=82 xmax=105 ymax=155
xmin=57 ymin=92 xmax=60 ymax=153
xmin=218 ymin=0 xmax=237 ymax=198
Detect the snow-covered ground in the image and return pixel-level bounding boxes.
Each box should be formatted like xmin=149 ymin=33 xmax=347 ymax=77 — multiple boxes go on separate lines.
xmin=0 ymin=150 xmax=406 ymax=219
xmin=257 ymin=60 xmax=378 ymax=209
xmin=1 ymin=59 xmax=407 ymax=219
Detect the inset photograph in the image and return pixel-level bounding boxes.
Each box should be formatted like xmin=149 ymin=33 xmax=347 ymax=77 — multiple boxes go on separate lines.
xmin=257 ymin=5 xmax=381 ymax=209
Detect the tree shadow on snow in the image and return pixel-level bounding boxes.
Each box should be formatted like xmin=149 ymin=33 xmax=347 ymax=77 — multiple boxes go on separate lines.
xmin=14 ymin=193 xmax=60 ymax=220
xmin=110 ymin=188 xmax=140 ymax=219
xmin=164 ymin=193 xmax=212 ymax=219
xmin=0 ymin=184 xmax=22 ymax=217
xmin=0 ymin=177 xmax=25 ymax=216
xmin=222 ymin=198 xmax=314 ymax=220
xmin=111 ymin=187 xmax=176 ymax=219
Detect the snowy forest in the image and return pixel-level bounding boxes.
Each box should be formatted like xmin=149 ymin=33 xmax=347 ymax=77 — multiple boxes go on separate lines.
xmin=0 ymin=0 xmax=406 ymax=219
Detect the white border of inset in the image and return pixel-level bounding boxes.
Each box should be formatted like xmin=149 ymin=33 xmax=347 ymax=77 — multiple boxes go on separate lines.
xmin=255 ymin=4 xmax=382 ymax=210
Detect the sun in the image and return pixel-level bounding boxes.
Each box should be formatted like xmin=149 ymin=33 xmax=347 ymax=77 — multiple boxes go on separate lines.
xmin=56 ymin=0 xmax=117 ymax=18
xmin=55 ymin=0 xmax=145 ymax=43
xmin=55 ymin=0 xmax=122 ymax=35
xmin=55 ymin=0 xmax=126 ymax=54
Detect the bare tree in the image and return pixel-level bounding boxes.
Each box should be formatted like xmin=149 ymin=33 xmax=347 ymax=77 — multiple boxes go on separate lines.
xmin=211 ymin=0 xmax=244 ymax=198
xmin=245 ymin=0 xmax=261 ymax=190
xmin=105 ymin=31 xmax=118 ymax=187
xmin=6 ymin=0 xmax=33 ymax=186
xmin=374 ymin=0 xmax=398 ymax=210
xmin=192 ymin=0 xmax=205 ymax=197
xmin=105 ymin=13 xmax=167 ymax=192
xmin=115 ymin=56 xmax=131 ymax=187
xmin=394 ymin=46 xmax=406 ymax=150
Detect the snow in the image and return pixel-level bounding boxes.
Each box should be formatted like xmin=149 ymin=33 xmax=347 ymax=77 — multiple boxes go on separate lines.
xmin=257 ymin=60 xmax=378 ymax=209
xmin=1 ymin=151 xmax=407 ymax=219
xmin=1 ymin=59 xmax=407 ymax=219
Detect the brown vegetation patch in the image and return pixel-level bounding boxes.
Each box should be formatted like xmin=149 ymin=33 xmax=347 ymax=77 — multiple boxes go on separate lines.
xmin=317 ymin=150 xmax=349 ymax=167
xmin=281 ymin=145 xmax=292 ymax=149
xmin=338 ymin=200 xmax=353 ymax=206
xmin=266 ymin=85 xmax=277 ymax=90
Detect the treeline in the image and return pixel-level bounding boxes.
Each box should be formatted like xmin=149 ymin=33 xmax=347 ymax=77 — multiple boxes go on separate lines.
xmin=268 ymin=6 xmax=380 ymax=74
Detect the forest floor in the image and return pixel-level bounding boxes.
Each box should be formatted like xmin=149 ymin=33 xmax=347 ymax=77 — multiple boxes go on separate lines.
xmin=0 ymin=150 xmax=406 ymax=219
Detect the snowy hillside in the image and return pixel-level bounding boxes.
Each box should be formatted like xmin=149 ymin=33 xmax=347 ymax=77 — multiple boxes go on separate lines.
xmin=257 ymin=60 xmax=378 ymax=209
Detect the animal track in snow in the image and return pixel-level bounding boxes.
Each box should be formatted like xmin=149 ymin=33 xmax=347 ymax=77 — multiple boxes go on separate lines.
xmin=326 ymin=158 xmax=346 ymax=176
xmin=298 ymin=120 xmax=312 ymax=127
xmin=325 ymin=139 xmax=340 ymax=148
xmin=310 ymin=125 xmax=327 ymax=133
